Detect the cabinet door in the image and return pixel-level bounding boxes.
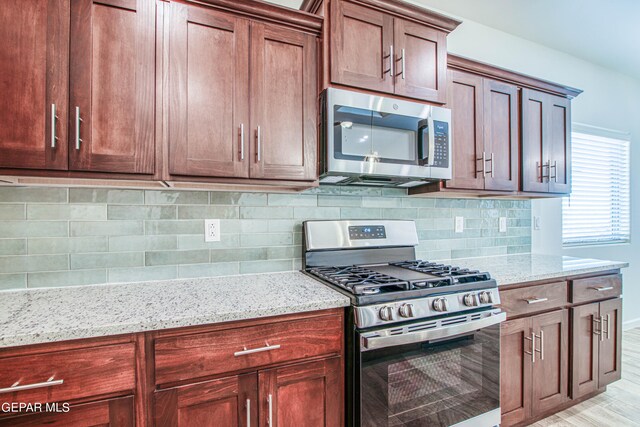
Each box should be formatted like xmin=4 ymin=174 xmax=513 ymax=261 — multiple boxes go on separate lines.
xmin=0 ymin=0 xmax=69 ymax=170
xmin=483 ymin=80 xmax=519 ymax=191
xmin=393 ymin=18 xmax=447 ymax=103
xmin=571 ymin=302 xmax=600 ymax=399
xmin=330 ymin=1 xmax=394 ymax=94
xmin=531 ymin=309 xmax=569 ymax=416
xmin=250 ymin=22 xmax=317 ymax=181
xmin=547 ymin=95 xmax=571 ymax=194
xmin=598 ymin=297 xmax=622 ymax=387
xmin=521 ymin=89 xmax=549 ymax=193
xmin=445 ymin=70 xmax=484 ymax=190
xmin=155 ymin=373 xmax=257 ymax=427
xmin=167 ymin=3 xmax=250 ymax=178
xmin=259 ymin=357 xmax=342 ymax=427
xmin=69 ymin=0 xmax=155 ymax=174
xmin=0 ymin=396 xmax=134 ymax=427
xmin=500 ymin=317 xmax=532 ymax=426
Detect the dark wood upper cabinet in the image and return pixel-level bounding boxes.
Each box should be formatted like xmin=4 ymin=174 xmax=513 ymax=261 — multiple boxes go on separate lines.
xmin=521 ymin=89 xmax=571 ymax=194
xmin=393 ymin=18 xmax=447 ymax=103
xmin=155 ymin=373 xmax=257 ymax=427
xmin=249 ymin=22 xmax=317 ymax=181
xmin=0 ymin=0 xmax=69 ymax=170
xmin=443 ymin=70 xmax=518 ymax=192
xmin=168 ymin=3 xmax=250 ymax=178
xmin=259 ymin=357 xmax=342 ymax=427
xmin=330 ymin=1 xmax=394 ymax=94
xmin=325 ymin=0 xmax=458 ymax=103
xmin=69 ymin=0 xmax=156 ymax=174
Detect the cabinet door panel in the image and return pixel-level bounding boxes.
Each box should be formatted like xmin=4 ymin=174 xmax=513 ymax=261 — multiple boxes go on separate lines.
xmin=483 ymin=80 xmax=519 ymax=191
xmin=500 ymin=317 xmax=531 ymax=426
xmin=0 ymin=0 xmax=69 ymax=170
xmin=250 ymin=22 xmax=317 ymax=181
xmin=571 ymin=303 xmax=599 ymax=399
xmin=531 ymin=309 xmax=569 ymax=416
xmin=331 ymin=1 xmax=394 ymax=93
xmin=155 ymin=373 xmax=257 ymax=427
xmin=69 ymin=0 xmax=155 ymax=174
xmin=0 ymin=396 xmax=134 ymax=427
xmin=445 ymin=70 xmax=484 ymax=190
xmin=548 ymin=95 xmax=571 ymax=193
xmin=521 ymin=89 xmax=549 ymax=193
xmin=599 ymin=297 xmax=622 ymax=387
xmin=259 ymin=357 xmax=342 ymax=427
xmin=168 ymin=3 xmax=250 ymax=178
xmin=393 ymin=18 xmax=446 ymax=103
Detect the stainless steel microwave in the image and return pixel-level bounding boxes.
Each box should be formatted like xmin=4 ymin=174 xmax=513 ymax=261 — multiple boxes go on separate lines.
xmin=319 ymin=88 xmax=452 ymax=187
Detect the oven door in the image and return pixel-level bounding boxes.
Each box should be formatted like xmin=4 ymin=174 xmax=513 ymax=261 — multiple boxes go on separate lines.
xmin=356 ymin=310 xmax=505 ymax=427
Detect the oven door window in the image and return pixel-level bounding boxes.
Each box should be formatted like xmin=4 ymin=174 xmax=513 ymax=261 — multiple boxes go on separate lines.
xmin=333 ymin=105 xmax=429 ymax=165
xmin=358 ymin=325 xmax=500 ymax=426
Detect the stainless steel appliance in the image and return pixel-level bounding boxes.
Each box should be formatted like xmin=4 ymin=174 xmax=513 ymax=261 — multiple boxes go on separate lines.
xmin=319 ymin=88 xmax=452 ymax=187
xmin=303 ymin=220 xmax=505 ymax=427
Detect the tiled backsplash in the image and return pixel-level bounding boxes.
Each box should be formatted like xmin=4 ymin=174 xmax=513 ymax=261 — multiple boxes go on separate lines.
xmin=0 ymin=186 xmax=531 ymax=290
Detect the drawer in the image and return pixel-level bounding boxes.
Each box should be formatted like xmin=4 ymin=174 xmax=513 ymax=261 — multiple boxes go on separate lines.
xmin=571 ymin=274 xmax=622 ymax=304
xmin=0 ymin=343 xmax=135 ymax=404
xmin=154 ymin=313 xmax=342 ymax=385
xmin=499 ymin=281 xmax=568 ymax=317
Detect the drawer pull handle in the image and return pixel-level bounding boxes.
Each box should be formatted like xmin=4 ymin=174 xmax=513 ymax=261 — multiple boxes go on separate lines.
xmin=592 ymin=286 xmax=614 ymax=292
xmin=0 ymin=376 xmax=64 ymax=394
xmin=234 ymin=342 xmax=281 ymax=357
xmin=524 ymin=297 xmax=548 ymax=304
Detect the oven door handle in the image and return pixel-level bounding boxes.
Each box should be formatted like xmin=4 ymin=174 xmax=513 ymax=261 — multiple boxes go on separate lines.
xmin=361 ymin=311 xmax=506 ymax=352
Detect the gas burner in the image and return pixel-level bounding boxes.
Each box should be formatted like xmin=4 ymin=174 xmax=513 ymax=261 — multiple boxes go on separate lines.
xmin=308 ymin=266 xmax=408 ymax=296
xmin=392 ymin=260 xmax=491 ymax=284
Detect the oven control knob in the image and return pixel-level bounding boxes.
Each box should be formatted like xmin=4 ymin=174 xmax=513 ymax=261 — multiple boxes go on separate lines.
xmin=432 ymin=297 xmax=449 ymax=312
xmin=379 ymin=306 xmax=394 ymax=321
xmin=478 ymin=291 xmax=493 ymax=304
xmin=399 ymin=303 xmax=415 ymax=318
xmin=463 ymin=293 xmax=478 ymax=307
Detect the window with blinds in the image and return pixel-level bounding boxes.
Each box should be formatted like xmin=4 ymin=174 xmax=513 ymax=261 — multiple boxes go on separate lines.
xmin=562 ymin=127 xmax=630 ymax=246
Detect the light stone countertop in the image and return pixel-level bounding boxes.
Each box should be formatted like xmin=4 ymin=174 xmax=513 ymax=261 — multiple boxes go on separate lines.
xmin=443 ymin=254 xmax=629 ymax=286
xmin=0 ymin=272 xmax=350 ymax=349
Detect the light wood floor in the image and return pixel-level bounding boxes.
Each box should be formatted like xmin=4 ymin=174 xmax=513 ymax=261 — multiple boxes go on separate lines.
xmin=531 ymin=328 xmax=640 ymax=427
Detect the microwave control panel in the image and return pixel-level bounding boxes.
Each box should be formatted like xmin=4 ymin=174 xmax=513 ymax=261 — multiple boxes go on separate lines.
xmin=431 ymin=120 xmax=449 ymax=168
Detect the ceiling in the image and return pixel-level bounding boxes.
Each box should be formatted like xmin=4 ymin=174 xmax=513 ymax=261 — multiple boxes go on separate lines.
xmin=267 ymin=0 xmax=640 ymax=79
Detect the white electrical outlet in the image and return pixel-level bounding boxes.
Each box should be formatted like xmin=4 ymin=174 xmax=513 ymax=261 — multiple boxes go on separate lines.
xmin=499 ymin=217 xmax=507 ymax=233
xmin=533 ymin=216 xmax=541 ymax=231
xmin=204 ymin=219 xmax=221 ymax=242
xmin=454 ymin=216 xmax=464 ymax=233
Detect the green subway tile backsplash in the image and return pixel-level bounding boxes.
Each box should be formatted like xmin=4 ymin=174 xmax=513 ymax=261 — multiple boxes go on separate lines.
xmin=0 ymin=186 xmax=531 ymax=290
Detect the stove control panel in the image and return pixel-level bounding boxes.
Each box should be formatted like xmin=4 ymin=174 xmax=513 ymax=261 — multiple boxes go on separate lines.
xmin=353 ymin=288 xmax=501 ymax=328
xmin=348 ymin=225 xmax=386 ymax=240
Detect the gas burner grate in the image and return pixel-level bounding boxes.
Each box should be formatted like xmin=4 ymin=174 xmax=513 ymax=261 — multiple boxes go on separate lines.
xmin=392 ymin=260 xmax=491 ymax=284
xmin=308 ymin=266 xmax=409 ymax=295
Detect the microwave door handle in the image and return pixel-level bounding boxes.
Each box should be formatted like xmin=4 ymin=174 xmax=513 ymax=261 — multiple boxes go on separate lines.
xmin=361 ymin=310 xmax=506 ymax=352
xmin=427 ymin=117 xmax=435 ymax=166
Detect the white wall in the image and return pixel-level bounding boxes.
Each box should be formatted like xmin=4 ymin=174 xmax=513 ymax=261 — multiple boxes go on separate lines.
xmin=413 ymin=6 xmax=640 ymax=326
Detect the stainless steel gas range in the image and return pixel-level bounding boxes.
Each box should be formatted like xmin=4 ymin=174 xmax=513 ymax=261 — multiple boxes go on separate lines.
xmin=303 ymin=220 xmax=505 ymax=427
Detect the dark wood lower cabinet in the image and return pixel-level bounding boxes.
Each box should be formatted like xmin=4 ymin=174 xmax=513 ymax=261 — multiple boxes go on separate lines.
xmin=500 ymin=317 xmax=531 ymax=426
xmin=0 ymin=396 xmax=134 ymax=427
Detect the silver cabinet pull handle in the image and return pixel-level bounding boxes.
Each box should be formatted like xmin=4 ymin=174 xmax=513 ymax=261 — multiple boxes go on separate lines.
xmin=246 ymin=398 xmax=251 ymax=427
xmin=524 ymin=297 xmax=548 ymax=304
xmin=592 ymin=286 xmax=614 ymax=292
xmin=401 ymin=48 xmax=405 ymax=80
xmin=234 ymin=342 xmax=280 ymax=357
xmin=524 ymin=331 xmax=536 ymax=363
xmin=51 ymin=104 xmax=58 ymax=148
xmin=603 ymin=314 xmax=611 ymax=340
xmin=267 ymin=393 xmax=273 ymax=426
xmin=489 ymin=152 xmax=495 ymax=178
xmin=0 ymin=376 xmax=64 ymax=394
xmin=549 ymin=160 xmax=558 ymax=182
xmin=240 ymin=124 xmax=245 ymax=160
xmin=539 ymin=330 xmax=544 ymax=360
xmin=389 ymin=45 xmax=394 ymax=78
xmin=256 ymin=126 xmax=261 ymax=162
xmin=600 ymin=315 xmax=606 ymax=342
xmin=593 ymin=316 xmax=602 ymax=337
xmin=75 ymin=106 xmax=83 ymax=150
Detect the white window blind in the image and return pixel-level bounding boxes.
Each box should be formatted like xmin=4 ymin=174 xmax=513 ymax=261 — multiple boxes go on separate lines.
xmin=563 ymin=128 xmax=630 ymax=246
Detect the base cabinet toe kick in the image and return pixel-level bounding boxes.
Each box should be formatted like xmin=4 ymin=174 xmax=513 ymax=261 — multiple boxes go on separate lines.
xmin=0 ymin=308 xmax=345 ymax=427
xmin=499 ymin=271 xmax=623 ymax=427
